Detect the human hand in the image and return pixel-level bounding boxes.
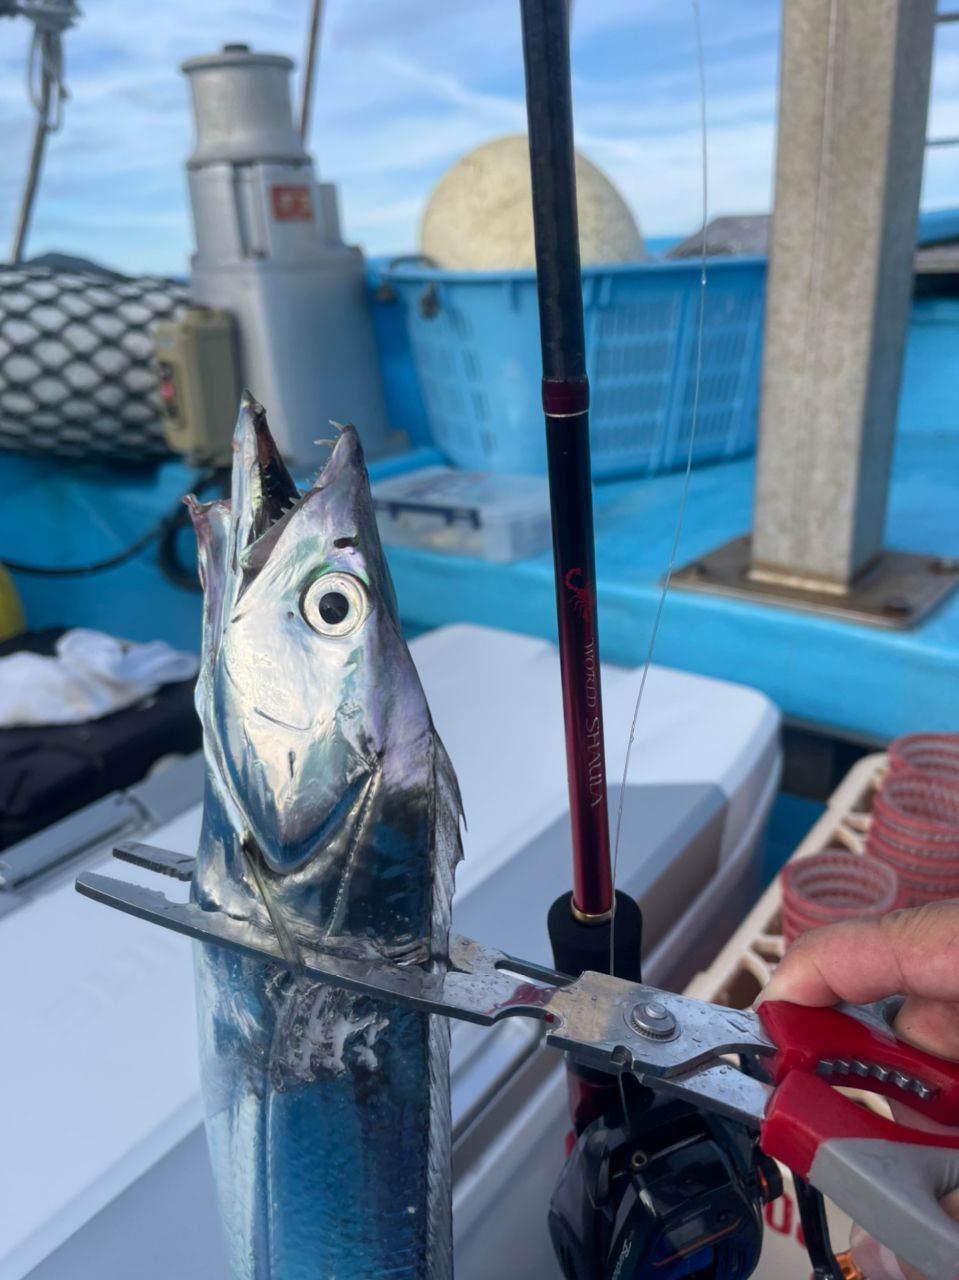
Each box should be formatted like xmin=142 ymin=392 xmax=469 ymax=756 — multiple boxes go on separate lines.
xmin=760 ymin=899 xmax=959 ymax=1280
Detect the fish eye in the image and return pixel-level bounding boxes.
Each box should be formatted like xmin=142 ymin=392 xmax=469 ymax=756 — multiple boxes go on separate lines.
xmin=301 ymin=572 xmax=369 ymax=638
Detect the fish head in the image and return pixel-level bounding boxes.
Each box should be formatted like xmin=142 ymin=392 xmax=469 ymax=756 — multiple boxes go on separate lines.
xmin=189 ymin=395 xmax=434 ymax=874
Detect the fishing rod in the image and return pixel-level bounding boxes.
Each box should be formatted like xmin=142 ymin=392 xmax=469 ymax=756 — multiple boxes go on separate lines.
xmin=518 ymin=0 xmax=643 ymax=997
xmin=518 ymin=6 xmax=818 ymax=1277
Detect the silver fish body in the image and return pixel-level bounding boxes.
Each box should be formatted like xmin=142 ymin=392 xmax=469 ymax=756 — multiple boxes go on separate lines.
xmin=188 ymin=396 xmax=463 ymax=1279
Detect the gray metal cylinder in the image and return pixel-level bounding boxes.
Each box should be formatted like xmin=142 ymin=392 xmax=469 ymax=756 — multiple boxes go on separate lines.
xmin=181 ymin=46 xmax=308 ymax=168
xmin=181 ymin=44 xmax=393 ymax=466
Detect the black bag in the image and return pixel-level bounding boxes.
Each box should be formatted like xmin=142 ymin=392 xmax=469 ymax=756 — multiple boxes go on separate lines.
xmin=0 ymin=628 xmax=201 ymax=851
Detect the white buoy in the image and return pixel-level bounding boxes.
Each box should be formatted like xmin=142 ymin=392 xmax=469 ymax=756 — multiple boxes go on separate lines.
xmin=419 ymin=135 xmax=645 ymax=271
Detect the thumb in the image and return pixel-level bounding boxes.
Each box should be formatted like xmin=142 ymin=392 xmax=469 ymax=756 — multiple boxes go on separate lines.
xmin=893 ymin=992 xmax=959 ymax=1065
xmin=849 ymin=992 xmax=959 ymax=1280
xmin=759 ymin=900 xmax=959 ymax=1013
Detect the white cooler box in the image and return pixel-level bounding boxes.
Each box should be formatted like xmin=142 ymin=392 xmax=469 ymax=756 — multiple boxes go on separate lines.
xmin=0 ymin=624 xmax=780 ymax=1280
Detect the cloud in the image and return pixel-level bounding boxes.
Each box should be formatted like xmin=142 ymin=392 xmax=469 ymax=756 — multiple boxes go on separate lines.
xmin=3 ymin=0 xmax=955 ymax=275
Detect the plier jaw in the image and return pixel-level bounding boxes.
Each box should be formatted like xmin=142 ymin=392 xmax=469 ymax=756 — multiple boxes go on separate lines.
xmin=77 ymin=843 xmax=959 ymax=1280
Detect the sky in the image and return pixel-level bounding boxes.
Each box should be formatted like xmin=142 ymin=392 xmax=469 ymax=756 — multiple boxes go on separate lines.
xmin=2 ymin=1 xmax=959 ymax=277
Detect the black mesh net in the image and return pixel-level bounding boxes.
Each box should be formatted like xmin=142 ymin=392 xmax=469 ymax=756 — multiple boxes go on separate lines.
xmin=0 ymin=266 xmax=187 ymax=462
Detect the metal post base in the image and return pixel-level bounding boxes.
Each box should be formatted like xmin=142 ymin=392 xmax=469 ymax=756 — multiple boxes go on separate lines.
xmin=671 ymin=536 xmax=959 ymax=630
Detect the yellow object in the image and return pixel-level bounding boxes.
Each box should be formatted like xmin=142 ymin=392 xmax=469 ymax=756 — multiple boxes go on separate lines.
xmin=0 ymin=564 xmax=25 ymax=641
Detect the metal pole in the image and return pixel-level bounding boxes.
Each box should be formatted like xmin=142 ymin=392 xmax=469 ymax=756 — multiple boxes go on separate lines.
xmin=10 ymin=71 xmax=51 ymax=264
xmin=9 ymin=0 xmax=79 ymax=265
xmin=519 ymin=0 xmax=612 ymax=921
xmin=671 ymin=0 xmax=958 ymax=626
xmin=751 ymin=0 xmax=936 ymax=589
xmin=298 ymin=0 xmax=323 ymax=143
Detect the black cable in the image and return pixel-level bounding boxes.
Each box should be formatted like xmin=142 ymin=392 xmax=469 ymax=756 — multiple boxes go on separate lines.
xmin=3 ymin=520 xmax=168 ymax=577
xmin=157 ymin=467 xmax=229 ymax=591
xmin=1 ymin=468 xmax=223 ymax=581
xmin=157 ymin=500 xmax=207 ymax=592
xmin=792 ymin=1177 xmax=846 ymax=1280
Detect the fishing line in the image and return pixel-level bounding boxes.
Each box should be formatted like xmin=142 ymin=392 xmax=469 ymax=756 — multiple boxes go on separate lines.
xmin=609 ymin=0 xmax=709 ymax=977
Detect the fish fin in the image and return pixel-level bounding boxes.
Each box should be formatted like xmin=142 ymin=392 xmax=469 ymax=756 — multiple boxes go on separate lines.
xmin=434 ymin=730 xmax=466 ymax=835
xmin=428 ymin=730 xmax=464 ymax=963
xmin=425 ymin=730 xmax=461 ymax=1280
xmin=186 ymin=495 xmax=230 ymax=714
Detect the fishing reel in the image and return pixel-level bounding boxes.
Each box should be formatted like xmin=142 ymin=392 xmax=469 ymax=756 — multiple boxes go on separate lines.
xmin=548 ymin=1083 xmax=781 ymax=1280
xmin=546 ymin=892 xmax=781 ymax=1280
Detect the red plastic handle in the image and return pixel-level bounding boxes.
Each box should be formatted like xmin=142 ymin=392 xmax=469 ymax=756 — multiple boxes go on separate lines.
xmin=758 ymin=1000 xmax=959 ymax=1128
xmin=760 ymin=1073 xmax=959 ymax=1280
xmin=761 ymin=1070 xmax=959 ymax=1178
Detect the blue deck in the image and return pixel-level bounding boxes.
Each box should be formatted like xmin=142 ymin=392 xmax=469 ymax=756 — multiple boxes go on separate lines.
xmin=2 ymin=297 xmax=957 ymax=744
xmin=377 ymin=299 xmax=959 ymax=742
xmin=381 ymin=427 xmax=957 ymax=743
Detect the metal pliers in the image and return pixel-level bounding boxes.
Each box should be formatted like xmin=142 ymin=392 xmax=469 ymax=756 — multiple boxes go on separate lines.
xmin=78 ymin=844 xmax=959 ymax=1280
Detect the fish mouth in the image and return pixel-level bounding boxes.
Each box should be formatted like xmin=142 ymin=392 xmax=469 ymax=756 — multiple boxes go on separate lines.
xmin=240 ymin=392 xmax=302 ymax=537
xmin=187 ymin=395 xmax=368 ymax=613
xmin=238 ymin=394 xmax=361 ymax=569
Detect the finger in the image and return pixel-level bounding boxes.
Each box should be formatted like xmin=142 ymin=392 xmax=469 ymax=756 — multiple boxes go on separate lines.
xmin=759 ymin=899 xmax=959 ymax=1009
xmin=849 ymin=1223 xmax=909 ymax=1280
xmin=859 ymin=992 xmax=959 ymax=1280
xmin=759 ymin=902 xmax=959 ymax=1280
xmin=885 ymin=995 xmax=959 ymax=1135
xmin=851 ymin=1191 xmax=959 ymax=1280
xmin=893 ymin=993 xmax=959 ymax=1064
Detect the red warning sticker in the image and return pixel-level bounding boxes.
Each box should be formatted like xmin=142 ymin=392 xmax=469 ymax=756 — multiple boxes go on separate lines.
xmin=271 ymin=185 xmax=314 ymax=222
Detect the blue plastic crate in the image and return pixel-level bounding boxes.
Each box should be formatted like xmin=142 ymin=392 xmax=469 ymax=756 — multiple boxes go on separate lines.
xmin=370 ymin=257 xmax=767 ymax=479
xmin=367 ymin=259 xmax=435 ymax=448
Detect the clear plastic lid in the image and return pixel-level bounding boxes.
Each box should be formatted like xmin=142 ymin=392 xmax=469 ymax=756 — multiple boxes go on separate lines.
xmin=371 ymin=466 xmax=550 ymax=526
